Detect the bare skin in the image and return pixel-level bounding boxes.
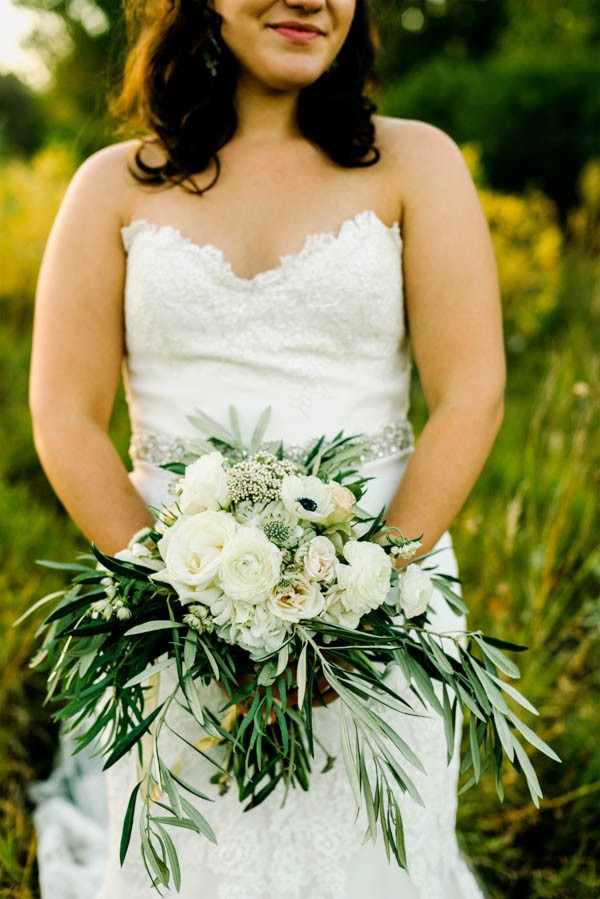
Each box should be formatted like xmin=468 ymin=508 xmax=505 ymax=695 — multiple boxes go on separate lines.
xmin=30 ymin=0 xmax=505 ymax=707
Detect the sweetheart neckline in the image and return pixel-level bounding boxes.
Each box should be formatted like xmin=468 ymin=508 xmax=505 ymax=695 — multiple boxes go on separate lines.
xmin=121 ymin=208 xmax=402 ymax=287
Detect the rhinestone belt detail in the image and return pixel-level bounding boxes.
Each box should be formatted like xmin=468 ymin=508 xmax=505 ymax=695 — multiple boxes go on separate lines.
xmin=129 ymin=418 xmax=414 ymax=467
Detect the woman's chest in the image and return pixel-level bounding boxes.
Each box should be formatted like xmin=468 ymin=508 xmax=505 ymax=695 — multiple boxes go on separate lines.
xmin=125 ymin=150 xmax=402 ymax=282
xmin=122 ymin=210 xmax=406 ymax=361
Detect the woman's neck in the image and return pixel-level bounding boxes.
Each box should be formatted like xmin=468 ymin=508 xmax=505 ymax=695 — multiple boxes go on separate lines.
xmin=233 ymin=75 xmax=303 ymax=142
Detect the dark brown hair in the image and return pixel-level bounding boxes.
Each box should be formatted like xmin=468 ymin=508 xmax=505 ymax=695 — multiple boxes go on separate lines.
xmin=111 ymin=0 xmax=381 ymax=193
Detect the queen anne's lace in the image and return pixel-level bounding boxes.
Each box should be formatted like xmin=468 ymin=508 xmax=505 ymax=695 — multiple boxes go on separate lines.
xmin=90 ymin=211 xmax=486 ymax=898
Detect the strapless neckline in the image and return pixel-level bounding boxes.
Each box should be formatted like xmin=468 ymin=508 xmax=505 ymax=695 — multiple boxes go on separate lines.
xmin=121 ymin=208 xmax=402 ymax=288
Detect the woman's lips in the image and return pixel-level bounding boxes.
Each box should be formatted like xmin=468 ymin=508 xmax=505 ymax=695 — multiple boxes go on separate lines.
xmin=270 ymin=26 xmax=321 ymax=43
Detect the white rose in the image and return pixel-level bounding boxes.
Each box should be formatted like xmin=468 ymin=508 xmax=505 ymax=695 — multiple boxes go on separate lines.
xmin=321 ymin=583 xmax=362 ymax=630
xmin=178 ymin=451 xmax=230 ymax=514
xmin=280 ymin=474 xmax=334 ymax=523
xmin=218 ymin=604 xmax=290 ymax=660
xmin=336 ymin=540 xmax=393 ymax=616
xmin=397 ymin=564 xmax=433 ymax=618
xmin=323 ymin=483 xmax=356 ymax=526
xmin=303 ymin=535 xmax=337 ymax=582
xmin=268 ymin=574 xmax=325 ymax=623
xmin=152 ymin=510 xmax=237 ymax=603
xmin=218 ymin=526 xmax=282 ymax=603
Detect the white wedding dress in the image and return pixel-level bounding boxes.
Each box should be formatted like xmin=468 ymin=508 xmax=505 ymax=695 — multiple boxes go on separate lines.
xmin=34 ymin=209 xmax=485 ymax=899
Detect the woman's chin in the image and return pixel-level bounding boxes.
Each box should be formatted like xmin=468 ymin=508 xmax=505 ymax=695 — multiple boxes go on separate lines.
xmin=244 ymin=61 xmax=328 ymax=93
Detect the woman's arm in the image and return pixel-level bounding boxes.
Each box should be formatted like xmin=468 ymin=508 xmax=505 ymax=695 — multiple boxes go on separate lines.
xmin=382 ymin=120 xmax=505 ymax=557
xmin=29 ymin=142 xmax=154 ymax=555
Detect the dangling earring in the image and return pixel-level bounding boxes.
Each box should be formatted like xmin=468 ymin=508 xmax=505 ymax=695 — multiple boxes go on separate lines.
xmin=204 ymin=23 xmax=222 ymax=78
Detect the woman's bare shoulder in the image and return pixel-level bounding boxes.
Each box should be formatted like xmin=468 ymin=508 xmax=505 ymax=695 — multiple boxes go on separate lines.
xmin=373 ymin=115 xmax=477 ymax=216
xmin=375 ymin=113 xmax=462 ymax=151
xmin=66 ymin=138 xmax=158 ymax=226
xmin=376 ymin=116 xmax=477 ymax=222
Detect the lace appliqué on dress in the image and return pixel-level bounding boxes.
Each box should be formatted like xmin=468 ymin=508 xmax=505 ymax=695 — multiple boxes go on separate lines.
xmin=119 ymin=210 xmax=411 ymax=441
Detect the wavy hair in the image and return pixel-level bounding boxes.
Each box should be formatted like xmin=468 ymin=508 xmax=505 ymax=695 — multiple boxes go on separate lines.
xmin=111 ymin=0 xmax=381 ymax=193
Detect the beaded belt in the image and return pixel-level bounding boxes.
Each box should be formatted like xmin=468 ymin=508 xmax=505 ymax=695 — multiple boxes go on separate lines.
xmin=129 ymin=418 xmax=414 ymax=467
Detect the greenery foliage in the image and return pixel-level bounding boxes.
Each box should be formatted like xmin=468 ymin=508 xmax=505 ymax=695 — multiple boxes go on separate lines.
xmin=0 ymin=74 xmax=46 ymax=158
xmin=0 ymin=144 xmax=75 ymax=324
xmin=381 ymin=48 xmax=600 ymax=219
xmin=460 ymin=144 xmax=564 ymax=344
xmin=372 ymin=0 xmax=509 ymax=77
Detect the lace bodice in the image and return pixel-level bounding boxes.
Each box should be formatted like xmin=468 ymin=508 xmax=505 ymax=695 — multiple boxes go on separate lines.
xmin=120 ymin=209 xmax=411 ymax=447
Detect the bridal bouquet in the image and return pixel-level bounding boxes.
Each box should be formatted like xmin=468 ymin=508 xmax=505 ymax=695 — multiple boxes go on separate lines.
xmin=22 ymin=408 xmax=558 ymax=891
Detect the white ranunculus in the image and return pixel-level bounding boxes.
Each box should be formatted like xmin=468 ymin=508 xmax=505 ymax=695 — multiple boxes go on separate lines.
xmin=280 ymin=474 xmax=334 ymax=523
xmin=303 ymin=535 xmax=337 ymax=582
xmin=177 ymin=451 xmax=230 ymax=514
xmin=217 ymin=604 xmax=290 ymax=660
xmin=268 ymin=574 xmax=325 ymax=623
xmin=152 ymin=510 xmax=237 ymax=602
xmin=397 ymin=564 xmax=433 ymax=618
xmin=336 ymin=540 xmax=393 ymax=616
xmin=323 ymin=483 xmax=356 ymax=526
xmin=218 ymin=526 xmax=282 ymax=603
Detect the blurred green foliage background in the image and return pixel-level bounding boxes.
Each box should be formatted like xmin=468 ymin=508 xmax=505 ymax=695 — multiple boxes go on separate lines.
xmin=0 ymin=1 xmax=599 ymax=896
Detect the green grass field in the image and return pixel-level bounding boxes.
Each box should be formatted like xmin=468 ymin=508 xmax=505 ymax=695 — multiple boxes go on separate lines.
xmin=0 ymin=164 xmax=598 ymax=897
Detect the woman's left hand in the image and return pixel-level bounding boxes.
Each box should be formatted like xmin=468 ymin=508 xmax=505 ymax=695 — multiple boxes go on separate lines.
xmin=215 ymin=664 xmax=340 ymax=725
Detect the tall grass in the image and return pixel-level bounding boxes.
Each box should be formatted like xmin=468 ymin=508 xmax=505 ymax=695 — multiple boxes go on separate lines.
xmin=0 ymin=147 xmax=598 ymax=897
xmin=404 ymin=241 xmax=600 ymax=897
xmin=456 ymin=314 xmax=600 ymax=898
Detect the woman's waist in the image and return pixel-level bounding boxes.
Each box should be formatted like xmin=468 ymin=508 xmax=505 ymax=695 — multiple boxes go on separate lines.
xmin=128 ymin=416 xmax=415 ymax=469
xmin=123 ymin=358 xmax=411 ymax=446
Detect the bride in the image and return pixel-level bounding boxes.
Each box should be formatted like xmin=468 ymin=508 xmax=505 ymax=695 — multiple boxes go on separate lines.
xmin=29 ymin=0 xmax=505 ymax=895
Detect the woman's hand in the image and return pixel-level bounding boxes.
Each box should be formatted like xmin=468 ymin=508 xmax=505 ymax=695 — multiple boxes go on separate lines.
xmin=215 ymin=662 xmax=340 ymax=725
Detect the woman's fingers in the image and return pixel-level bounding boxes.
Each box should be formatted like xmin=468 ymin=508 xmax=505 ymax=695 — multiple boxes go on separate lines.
xmin=213 ymin=668 xmax=341 ymax=724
